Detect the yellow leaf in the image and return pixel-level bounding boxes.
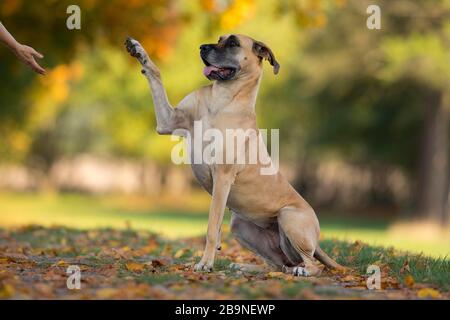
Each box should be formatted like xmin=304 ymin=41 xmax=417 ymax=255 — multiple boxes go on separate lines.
xmin=96 ymin=288 xmax=119 ymax=299
xmin=174 ymin=248 xmax=188 ymax=259
xmin=0 ymin=284 xmax=15 ymax=299
xmin=267 ymin=272 xmax=284 ymax=278
xmin=417 ymin=288 xmax=441 ymax=299
xmin=125 ymin=262 xmax=145 ymax=272
xmin=56 ymin=260 xmax=67 ymax=266
xmin=404 ymin=275 xmax=415 ymax=288
xmin=140 ymin=243 xmax=158 ymax=254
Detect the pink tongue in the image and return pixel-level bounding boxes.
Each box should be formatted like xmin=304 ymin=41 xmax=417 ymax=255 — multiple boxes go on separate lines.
xmin=203 ymin=65 xmax=219 ymax=76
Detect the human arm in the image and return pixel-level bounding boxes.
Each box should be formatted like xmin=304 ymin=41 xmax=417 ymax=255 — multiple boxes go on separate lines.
xmin=0 ymin=22 xmax=46 ymax=75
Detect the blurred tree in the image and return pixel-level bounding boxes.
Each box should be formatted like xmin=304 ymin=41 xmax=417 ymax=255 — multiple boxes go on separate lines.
xmin=0 ymin=0 xmax=301 ymax=166
xmin=0 ymin=0 xmax=183 ymax=162
xmin=1 ymin=0 xmax=449 ymax=222
xmin=379 ymin=1 xmax=450 ymax=224
xmin=259 ymin=0 xmax=449 ymax=222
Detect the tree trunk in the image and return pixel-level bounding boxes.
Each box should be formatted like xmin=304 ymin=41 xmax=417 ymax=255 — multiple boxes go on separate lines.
xmin=417 ymin=90 xmax=449 ymax=225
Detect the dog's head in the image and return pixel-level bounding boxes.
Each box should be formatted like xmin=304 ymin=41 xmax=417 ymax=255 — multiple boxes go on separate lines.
xmin=200 ymin=34 xmax=279 ymax=81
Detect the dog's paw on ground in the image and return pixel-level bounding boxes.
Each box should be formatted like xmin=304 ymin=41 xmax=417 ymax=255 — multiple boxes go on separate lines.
xmin=193 ymin=262 xmax=213 ymax=272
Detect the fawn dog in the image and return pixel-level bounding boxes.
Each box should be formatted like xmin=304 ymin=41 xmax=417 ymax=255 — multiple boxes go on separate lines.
xmin=125 ymin=34 xmax=343 ymax=276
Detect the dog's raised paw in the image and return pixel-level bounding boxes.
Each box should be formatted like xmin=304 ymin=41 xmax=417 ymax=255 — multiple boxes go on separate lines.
xmin=124 ymin=37 xmax=135 ymax=54
xmin=124 ymin=37 xmax=147 ymax=63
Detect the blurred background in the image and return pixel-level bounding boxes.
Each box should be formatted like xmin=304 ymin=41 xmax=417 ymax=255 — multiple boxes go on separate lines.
xmin=0 ymin=0 xmax=449 ymax=257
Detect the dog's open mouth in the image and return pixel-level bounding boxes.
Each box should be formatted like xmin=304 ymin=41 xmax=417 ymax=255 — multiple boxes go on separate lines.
xmin=202 ymin=58 xmax=236 ymax=81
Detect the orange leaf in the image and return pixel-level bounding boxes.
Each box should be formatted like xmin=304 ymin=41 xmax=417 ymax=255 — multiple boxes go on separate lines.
xmin=404 ymin=275 xmax=415 ymax=288
xmin=125 ymin=262 xmax=145 ymax=272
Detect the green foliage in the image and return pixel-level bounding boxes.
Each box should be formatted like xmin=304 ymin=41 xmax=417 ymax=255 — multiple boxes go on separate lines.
xmin=259 ymin=0 xmax=449 ymax=174
xmin=0 ymin=0 xmax=182 ymax=163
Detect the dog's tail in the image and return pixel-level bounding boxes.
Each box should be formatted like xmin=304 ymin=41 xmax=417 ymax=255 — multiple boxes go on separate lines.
xmin=314 ymin=246 xmax=346 ymax=271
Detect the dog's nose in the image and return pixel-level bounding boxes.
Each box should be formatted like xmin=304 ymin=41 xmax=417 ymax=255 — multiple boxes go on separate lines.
xmin=200 ymin=44 xmax=212 ymax=54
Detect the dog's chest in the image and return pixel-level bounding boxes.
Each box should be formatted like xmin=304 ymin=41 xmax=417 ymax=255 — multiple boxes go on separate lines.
xmin=188 ymin=115 xmax=215 ymax=194
xmin=187 ymin=110 xmax=249 ymax=195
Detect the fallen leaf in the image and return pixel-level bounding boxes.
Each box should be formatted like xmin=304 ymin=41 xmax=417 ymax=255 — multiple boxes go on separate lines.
xmin=137 ymin=242 xmax=159 ymax=255
xmin=404 ymin=275 xmax=415 ymax=288
xmin=54 ymin=259 xmax=68 ymax=267
xmin=125 ymin=262 xmax=145 ymax=272
xmin=340 ymin=274 xmax=360 ymax=282
xmin=417 ymin=288 xmax=441 ymax=299
xmin=0 ymin=283 xmax=15 ymax=299
xmin=3 ymin=253 xmax=28 ymax=262
xmin=174 ymin=248 xmax=189 ymax=259
xmin=97 ymin=265 xmax=118 ymax=277
xmin=151 ymin=258 xmax=170 ymax=267
xmin=266 ymin=272 xmax=284 ymax=278
xmin=96 ymin=288 xmax=119 ymax=299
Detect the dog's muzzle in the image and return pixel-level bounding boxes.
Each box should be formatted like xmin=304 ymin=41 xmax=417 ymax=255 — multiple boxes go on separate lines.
xmin=200 ymin=45 xmax=237 ymax=81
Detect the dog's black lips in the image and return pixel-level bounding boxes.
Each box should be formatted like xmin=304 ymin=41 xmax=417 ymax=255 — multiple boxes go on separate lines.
xmin=201 ymin=57 xmax=237 ymax=81
xmin=201 ymin=56 xmax=211 ymax=67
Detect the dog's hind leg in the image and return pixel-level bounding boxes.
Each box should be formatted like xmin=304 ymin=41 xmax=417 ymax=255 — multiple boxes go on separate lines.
xmin=230 ymin=212 xmax=291 ymax=272
xmin=277 ymin=206 xmax=323 ymax=277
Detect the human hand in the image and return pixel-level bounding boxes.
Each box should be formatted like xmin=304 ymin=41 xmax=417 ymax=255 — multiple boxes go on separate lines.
xmin=13 ymin=44 xmax=46 ymax=75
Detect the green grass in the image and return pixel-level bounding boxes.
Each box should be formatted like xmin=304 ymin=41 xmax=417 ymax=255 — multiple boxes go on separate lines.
xmin=135 ymin=273 xmax=184 ymax=285
xmin=320 ymin=239 xmax=450 ymax=291
xmin=0 ymin=225 xmax=448 ymax=298
xmin=0 ymin=192 xmax=449 ymax=258
xmin=0 ymin=193 xmax=208 ymax=237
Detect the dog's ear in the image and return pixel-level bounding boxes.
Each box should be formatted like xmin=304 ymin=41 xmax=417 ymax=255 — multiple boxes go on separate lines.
xmin=253 ymin=40 xmax=280 ymax=75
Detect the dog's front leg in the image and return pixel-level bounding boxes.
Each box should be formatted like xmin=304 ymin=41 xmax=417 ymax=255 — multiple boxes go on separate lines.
xmin=194 ymin=171 xmax=234 ymax=272
xmin=125 ymin=37 xmax=188 ymax=134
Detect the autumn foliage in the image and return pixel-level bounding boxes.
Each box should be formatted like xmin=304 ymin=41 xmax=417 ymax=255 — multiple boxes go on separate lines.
xmin=0 ymin=226 xmax=447 ymax=299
